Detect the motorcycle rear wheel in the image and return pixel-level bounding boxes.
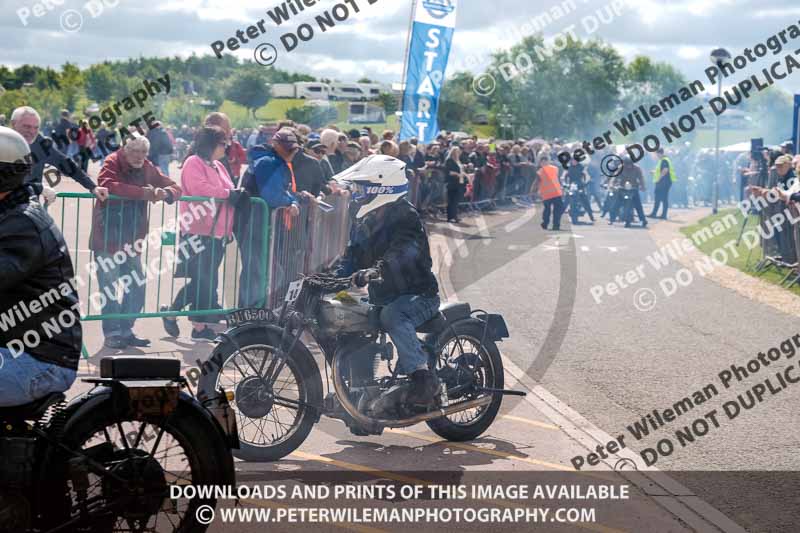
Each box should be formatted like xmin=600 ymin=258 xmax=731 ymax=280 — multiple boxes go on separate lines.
xmin=56 ymin=399 xmax=231 ymax=532
xmin=426 ymin=320 xmax=504 ymax=441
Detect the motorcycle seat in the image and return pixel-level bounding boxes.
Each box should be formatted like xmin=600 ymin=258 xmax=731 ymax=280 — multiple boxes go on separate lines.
xmin=416 ymin=312 xmax=446 ymax=333
xmin=100 ymin=356 xmax=181 ymax=379
xmin=416 ymin=302 xmax=471 ymax=333
xmin=0 ymin=392 xmax=65 ymax=421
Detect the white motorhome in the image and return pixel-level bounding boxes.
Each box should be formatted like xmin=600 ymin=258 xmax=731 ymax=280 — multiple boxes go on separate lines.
xmin=271 ymin=83 xmax=296 ymax=98
xmin=296 ymin=82 xmax=331 ymax=100
xmin=359 ymin=83 xmax=385 ymax=100
xmin=348 ymin=103 xmax=386 ymax=124
xmin=330 ymin=83 xmax=368 ymax=102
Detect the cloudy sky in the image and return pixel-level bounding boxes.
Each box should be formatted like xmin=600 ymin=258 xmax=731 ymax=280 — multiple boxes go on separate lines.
xmin=3 ymin=0 xmax=800 ymax=94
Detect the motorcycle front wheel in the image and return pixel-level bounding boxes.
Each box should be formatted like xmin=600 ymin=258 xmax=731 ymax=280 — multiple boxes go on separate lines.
xmin=426 ymin=320 xmax=504 ymax=441
xmin=198 ymin=328 xmax=322 ymax=462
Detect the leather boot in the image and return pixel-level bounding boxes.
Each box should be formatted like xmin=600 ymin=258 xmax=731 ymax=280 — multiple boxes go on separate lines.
xmin=407 ymin=369 xmax=439 ymax=411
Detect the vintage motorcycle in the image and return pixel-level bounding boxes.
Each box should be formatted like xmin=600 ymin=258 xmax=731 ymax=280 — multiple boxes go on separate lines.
xmin=0 ymin=356 xmax=238 ymax=533
xmin=198 ymin=274 xmax=523 ymax=462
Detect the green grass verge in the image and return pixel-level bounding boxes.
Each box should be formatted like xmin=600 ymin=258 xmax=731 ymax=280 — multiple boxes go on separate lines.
xmin=680 ymin=209 xmax=800 ymax=296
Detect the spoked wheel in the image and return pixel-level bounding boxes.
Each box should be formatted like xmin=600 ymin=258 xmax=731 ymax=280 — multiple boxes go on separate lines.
xmin=198 ymin=329 xmax=322 ymax=462
xmin=426 ymin=320 xmax=504 ymax=441
xmin=56 ymin=401 xmax=230 ymax=532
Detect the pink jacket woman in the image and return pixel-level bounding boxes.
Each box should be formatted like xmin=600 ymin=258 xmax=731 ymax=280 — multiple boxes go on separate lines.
xmin=179 ymin=154 xmax=235 ymax=238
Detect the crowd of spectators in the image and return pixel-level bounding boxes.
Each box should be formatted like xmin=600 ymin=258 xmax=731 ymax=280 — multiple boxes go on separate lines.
xmin=12 ymin=102 xmax=800 ymax=349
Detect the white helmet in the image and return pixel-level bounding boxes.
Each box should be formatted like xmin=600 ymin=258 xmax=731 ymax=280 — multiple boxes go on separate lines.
xmin=334 ymin=154 xmax=408 ymax=219
xmin=0 ymin=126 xmax=32 ymax=193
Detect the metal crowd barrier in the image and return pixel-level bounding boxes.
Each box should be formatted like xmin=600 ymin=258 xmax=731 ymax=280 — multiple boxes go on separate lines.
xmin=266 ymin=195 xmax=352 ymax=308
xmin=54 ymin=192 xmax=270 ymax=325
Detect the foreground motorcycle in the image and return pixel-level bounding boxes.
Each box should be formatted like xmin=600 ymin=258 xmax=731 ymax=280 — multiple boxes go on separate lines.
xmin=198 ymin=274 xmax=523 ymax=462
xmin=0 ymin=356 xmax=238 ymax=533
xmin=566 ymin=182 xmax=589 ymax=224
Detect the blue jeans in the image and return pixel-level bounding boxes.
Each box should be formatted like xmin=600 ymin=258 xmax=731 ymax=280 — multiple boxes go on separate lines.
xmin=94 ymin=252 xmax=146 ymax=338
xmin=158 ymin=155 xmax=171 ymax=177
xmin=0 ymin=349 xmax=76 ymax=407
xmin=380 ymin=294 xmax=440 ymax=375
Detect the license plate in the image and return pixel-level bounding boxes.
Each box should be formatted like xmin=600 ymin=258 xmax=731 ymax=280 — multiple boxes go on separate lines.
xmin=225 ymin=308 xmax=276 ymax=328
xmin=284 ymin=280 xmax=304 ymax=304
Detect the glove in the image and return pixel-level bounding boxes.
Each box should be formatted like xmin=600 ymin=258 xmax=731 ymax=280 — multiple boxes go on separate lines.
xmin=42 ymin=186 xmax=57 ymax=206
xmin=352 ymin=268 xmax=379 ymax=288
xmin=228 ymin=189 xmax=249 ymax=207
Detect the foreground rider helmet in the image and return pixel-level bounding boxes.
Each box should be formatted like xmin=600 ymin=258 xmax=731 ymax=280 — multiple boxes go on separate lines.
xmin=334 ymin=154 xmax=409 ymax=219
xmin=0 ymin=126 xmax=32 ymax=193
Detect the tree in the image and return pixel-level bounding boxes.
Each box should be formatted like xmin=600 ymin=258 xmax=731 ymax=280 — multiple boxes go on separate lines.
xmin=85 ymin=63 xmax=116 ymax=102
xmin=285 ymin=105 xmax=316 ymax=125
xmin=378 ymin=92 xmax=398 ymax=115
xmin=487 ymin=36 xmax=625 ymax=139
xmin=615 ymin=56 xmax=692 ymax=142
xmin=746 ymin=87 xmax=794 ymax=143
xmin=438 ymin=72 xmax=478 ymax=132
xmin=59 ymin=63 xmax=84 ymax=112
xmin=357 ymin=77 xmax=375 ymax=83
xmin=225 ymin=71 xmax=270 ymax=118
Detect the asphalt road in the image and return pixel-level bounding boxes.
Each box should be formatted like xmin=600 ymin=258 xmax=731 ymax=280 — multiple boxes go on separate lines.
xmin=36 ymin=166 xmax=798 ymax=531
xmin=444 ymin=205 xmax=800 ymax=532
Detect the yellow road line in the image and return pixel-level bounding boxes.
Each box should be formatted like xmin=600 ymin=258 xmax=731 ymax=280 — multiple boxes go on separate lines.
xmin=290 ymin=448 xmax=627 ymax=533
xmin=387 ymin=428 xmax=574 ymax=471
xmin=501 ymin=414 xmax=560 ymax=430
xmin=290 ymin=450 xmax=433 ymax=485
xmin=387 ymin=428 xmax=619 ymax=483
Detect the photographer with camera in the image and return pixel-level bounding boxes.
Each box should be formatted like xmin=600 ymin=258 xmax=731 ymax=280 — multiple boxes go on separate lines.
xmin=0 ymin=126 xmax=80 ymax=406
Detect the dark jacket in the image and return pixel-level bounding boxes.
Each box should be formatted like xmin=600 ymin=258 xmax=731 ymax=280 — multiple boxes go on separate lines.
xmin=0 ymin=185 xmax=82 ymax=370
xmin=90 ymin=151 xmax=181 ymax=254
xmin=292 ymin=151 xmax=330 ymax=197
xmin=147 ymin=128 xmax=174 ymax=160
xmin=329 ymin=150 xmax=345 ymax=174
xmin=27 ymin=134 xmax=96 ymax=192
xmin=337 ymin=200 xmax=438 ymax=305
xmin=243 ymin=145 xmax=296 ymax=208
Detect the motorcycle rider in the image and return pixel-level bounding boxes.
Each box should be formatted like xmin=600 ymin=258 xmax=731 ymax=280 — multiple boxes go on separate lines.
xmin=335 ymin=155 xmax=441 ymax=410
xmin=561 ymin=157 xmax=595 ymax=223
xmin=0 ymin=126 xmax=81 ymax=406
xmin=616 ymin=155 xmax=648 ymax=228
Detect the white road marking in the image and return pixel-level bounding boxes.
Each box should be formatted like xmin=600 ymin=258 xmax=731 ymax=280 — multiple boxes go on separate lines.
xmin=504 ymin=207 xmax=536 ymax=233
xmin=431 ymin=223 xmax=746 ymax=533
xmin=501 ymin=356 xmax=747 ymax=533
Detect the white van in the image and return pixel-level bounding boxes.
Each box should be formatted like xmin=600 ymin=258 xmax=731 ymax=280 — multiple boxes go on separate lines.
xmin=359 ymin=83 xmax=385 ymax=101
xmin=296 ymin=82 xmax=331 ymax=100
xmin=330 ymin=83 xmax=368 ymax=102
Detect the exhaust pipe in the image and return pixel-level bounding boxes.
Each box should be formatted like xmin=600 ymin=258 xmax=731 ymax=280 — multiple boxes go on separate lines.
xmin=381 ymin=396 xmax=493 ymax=427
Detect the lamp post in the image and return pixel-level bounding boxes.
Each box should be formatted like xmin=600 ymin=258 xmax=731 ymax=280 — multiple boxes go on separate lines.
xmin=710 ymin=47 xmax=731 ymax=215
xmin=498 ymin=105 xmax=514 ymax=140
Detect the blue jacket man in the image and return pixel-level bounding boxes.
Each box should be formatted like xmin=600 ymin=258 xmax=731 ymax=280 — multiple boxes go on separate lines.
xmin=243 ymin=129 xmax=300 ymax=211
xmin=237 ymin=128 xmax=302 ymax=307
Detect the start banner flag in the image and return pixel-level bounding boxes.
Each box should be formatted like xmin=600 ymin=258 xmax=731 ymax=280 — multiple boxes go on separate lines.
xmin=399 ymin=0 xmax=459 ymax=143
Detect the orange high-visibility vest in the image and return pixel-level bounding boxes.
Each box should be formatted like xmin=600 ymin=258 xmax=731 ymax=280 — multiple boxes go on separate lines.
xmin=538 ymin=165 xmax=562 ymax=200
xmin=283 ymin=162 xmax=298 ymax=230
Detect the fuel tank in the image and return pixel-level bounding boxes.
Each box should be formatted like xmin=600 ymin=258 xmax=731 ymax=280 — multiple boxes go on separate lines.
xmin=318 ymin=292 xmax=377 ymax=334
